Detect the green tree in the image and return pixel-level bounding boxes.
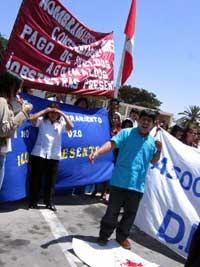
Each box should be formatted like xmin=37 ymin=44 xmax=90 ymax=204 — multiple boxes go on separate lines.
xmin=118 ymin=85 xmax=162 ymax=110
xmin=177 ymin=105 xmax=200 ymax=128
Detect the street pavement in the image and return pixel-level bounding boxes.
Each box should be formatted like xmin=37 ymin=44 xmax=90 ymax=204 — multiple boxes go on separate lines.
xmin=0 ymin=194 xmax=186 ymax=267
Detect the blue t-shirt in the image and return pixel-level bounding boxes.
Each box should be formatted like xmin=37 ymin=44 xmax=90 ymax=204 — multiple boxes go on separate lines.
xmin=110 ymin=128 xmax=157 ymax=193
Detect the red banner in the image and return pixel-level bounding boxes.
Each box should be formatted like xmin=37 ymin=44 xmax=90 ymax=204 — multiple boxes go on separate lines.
xmin=2 ymin=0 xmax=114 ymax=97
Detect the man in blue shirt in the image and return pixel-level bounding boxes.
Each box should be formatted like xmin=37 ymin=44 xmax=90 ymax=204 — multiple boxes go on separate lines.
xmin=89 ymin=109 xmax=162 ymax=249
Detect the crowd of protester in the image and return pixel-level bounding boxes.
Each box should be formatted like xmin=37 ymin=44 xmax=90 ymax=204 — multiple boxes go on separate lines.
xmin=0 ymin=71 xmax=199 ymax=261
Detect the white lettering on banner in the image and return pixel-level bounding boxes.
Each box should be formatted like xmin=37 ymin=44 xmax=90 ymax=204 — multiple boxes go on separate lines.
xmin=59 ymin=50 xmax=73 ymax=64
xmin=7 ymin=59 xmax=111 ymax=91
xmin=74 ymin=57 xmax=111 ymax=70
xmin=101 ymin=39 xmax=114 ymax=53
xmin=20 ymin=24 xmax=54 ymax=55
xmin=39 ymin=0 xmax=96 ymax=44
xmin=72 ymin=45 xmax=102 ymax=58
xmin=52 ymin=27 xmax=76 ymax=47
xmin=20 ymin=129 xmax=30 ymax=138
xmin=67 ymin=130 xmax=82 ymax=138
xmin=83 ymin=79 xmax=114 ymax=91
xmin=68 ymin=115 xmax=102 ymax=124
xmin=7 ymin=60 xmax=80 ymax=88
xmin=45 ymin=62 xmax=108 ymax=79
xmin=61 ymin=77 xmax=79 ymax=89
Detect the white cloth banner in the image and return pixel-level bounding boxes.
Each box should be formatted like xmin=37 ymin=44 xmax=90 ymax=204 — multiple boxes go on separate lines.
xmin=135 ymin=128 xmax=200 ymax=258
xmin=72 ymin=238 xmax=159 ymax=267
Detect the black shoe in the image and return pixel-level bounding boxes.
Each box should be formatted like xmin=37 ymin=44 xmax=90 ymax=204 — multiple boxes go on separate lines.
xmin=46 ymin=204 xmax=57 ymax=212
xmin=29 ymin=203 xmax=38 ymax=209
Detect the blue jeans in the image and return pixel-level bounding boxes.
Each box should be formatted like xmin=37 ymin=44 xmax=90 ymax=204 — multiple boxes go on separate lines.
xmin=0 ymin=155 xmax=6 ymax=190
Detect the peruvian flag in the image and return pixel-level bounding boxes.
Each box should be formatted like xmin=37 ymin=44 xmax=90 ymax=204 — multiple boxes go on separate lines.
xmin=121 ymin=0 xmax=137 ymax=85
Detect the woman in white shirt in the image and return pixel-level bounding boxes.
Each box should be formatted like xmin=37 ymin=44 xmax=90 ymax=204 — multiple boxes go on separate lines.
xmin=28 ymin=103 xmax=73 ymax=211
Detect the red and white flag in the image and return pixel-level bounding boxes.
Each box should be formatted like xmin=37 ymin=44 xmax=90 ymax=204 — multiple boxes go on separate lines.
xmin=117 ymin=0 xmax=137 ymax=88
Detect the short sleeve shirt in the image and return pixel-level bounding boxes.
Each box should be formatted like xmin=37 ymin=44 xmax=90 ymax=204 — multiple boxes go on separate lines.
xmin=110 ymin=128 xmax=157 ymax=193
xmin=31 ymin=117 xmax=66 ymax=160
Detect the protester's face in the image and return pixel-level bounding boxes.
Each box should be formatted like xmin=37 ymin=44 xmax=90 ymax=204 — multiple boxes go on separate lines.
xmin=110 ymin=102 xmax=119 ymax=112
xmin=186 ymin=129 xmax=198 ymax=144
xmin=130 ymin=112 xmax=138 ymax=121
xmin=111 ymin=114 xmax=121 ymax=127
xmin=48 ymin=111 xmax=60 ymax=123
xmin=175 ymin=130 xmax=183 ymax=140
xmin=138 ymin=116 xmax=154 ymax=136
xmin=124 ymin=122 xmax=132 ymax=128
xmin=78 ymin=100 xmax=88 ymax=108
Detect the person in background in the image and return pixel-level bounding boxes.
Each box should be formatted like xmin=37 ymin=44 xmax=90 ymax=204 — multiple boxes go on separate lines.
xmin=89 ymin=109 xmax=162 ymax=250
xmin=0 ymin=71 xmax=33 ymax=190
xmin=160 ymin=120 xmax=169 ymax=131
xmin=48 ymin=93 xmax=66 ymax=103
xmin=181 ymin=125 xmax=198 ymax=147
xmin=28 ymin=103 xmax=74 ymax=211
xmin=170 ymin=124 xmax=184 ymax=140
xmin=74 ymin=97 xmax=89 ymax=109
xmin=111 ymin=112 xmax=122 ymax=137
xmin=107 ymin=98 xmax=120 ymax=122
xmin=128 ymin=108 xmax=139 ymax=128
xmin=121 ymin=119 xmax=133 ymax=129
xmin=23 ymin=86 xmax=35 ymax=95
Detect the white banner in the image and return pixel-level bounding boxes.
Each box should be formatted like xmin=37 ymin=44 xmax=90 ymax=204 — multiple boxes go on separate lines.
xmin=72 ymin=238 xmax=159 ymax=267
xmin=135 ymin=128 xmax=200 ymax=258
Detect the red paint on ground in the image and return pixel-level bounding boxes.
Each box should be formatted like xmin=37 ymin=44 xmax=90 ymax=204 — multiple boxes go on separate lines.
xmin=121 ymin=259 xmax=144 ymax=267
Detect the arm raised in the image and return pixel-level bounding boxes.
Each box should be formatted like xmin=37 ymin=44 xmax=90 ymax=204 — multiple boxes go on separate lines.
xmin=89 ymin=141 xmax=116 ymax=164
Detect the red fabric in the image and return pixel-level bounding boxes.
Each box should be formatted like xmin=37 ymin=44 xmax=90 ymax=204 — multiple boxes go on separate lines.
xmin=121 ymin=48 xmax=133 ymax=85
xmin=1 ymin=0 xmax=114 ymax=97
xmin=124 ymin=0 xmax=137 ymax=39
xmin=111 ymin=127 xmax=121 ymax=137
xmin=121 ymin=0 xmax=136 ymax=85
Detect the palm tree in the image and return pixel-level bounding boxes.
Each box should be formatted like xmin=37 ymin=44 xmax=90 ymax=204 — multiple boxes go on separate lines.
xmin=177 ymin=105 xmax=200 ymax=128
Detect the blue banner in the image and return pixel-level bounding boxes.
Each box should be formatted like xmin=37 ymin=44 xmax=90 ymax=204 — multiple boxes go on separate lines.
xmin=0 ymin=94 xmax=114 ymax=203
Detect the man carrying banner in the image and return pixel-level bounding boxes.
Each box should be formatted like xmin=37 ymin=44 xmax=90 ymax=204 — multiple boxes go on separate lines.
xmin=89 ymin=109 xmax=162 ymax=249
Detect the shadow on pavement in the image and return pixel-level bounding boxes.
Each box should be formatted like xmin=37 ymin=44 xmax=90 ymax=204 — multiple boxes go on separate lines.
xmin=130 ymin=225 xmax=185 ymax=264
xmin=0 ymin=198 xmax=29 ymax=213
xmin=41 ymin=234 xmax=97 ymax=249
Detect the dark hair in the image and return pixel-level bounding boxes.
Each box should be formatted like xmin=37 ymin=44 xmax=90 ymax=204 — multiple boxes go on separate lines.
xmin=130 ymin=108 xmax=139 ymax=115
xmin=109 ymin=98 xmax=120 ymax=105
xmin=74 ymin=97 xmax=89 ymax=109
xmin=0 ymin=71 xmax=23 ymax=99
xmin=139 ymin=109 xmax=158 ymax=122
xmin=182 ymin=125 xmax=198 ymax=143
xmin=170 ymin=124 xmax=184 ymax=137
xmin=44 ymin=102 xmax=61 ymax=121
xmin=121 ymin=119 xmax=133 ymax=129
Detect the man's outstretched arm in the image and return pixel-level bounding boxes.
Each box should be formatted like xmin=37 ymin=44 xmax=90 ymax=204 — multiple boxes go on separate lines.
xmin=89 ymin=141 xmax=116 ymax=164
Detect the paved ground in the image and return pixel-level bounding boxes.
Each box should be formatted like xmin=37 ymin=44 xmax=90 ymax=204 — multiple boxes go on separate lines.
xmin=0 ymin=194 xmax=186 ymax=267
